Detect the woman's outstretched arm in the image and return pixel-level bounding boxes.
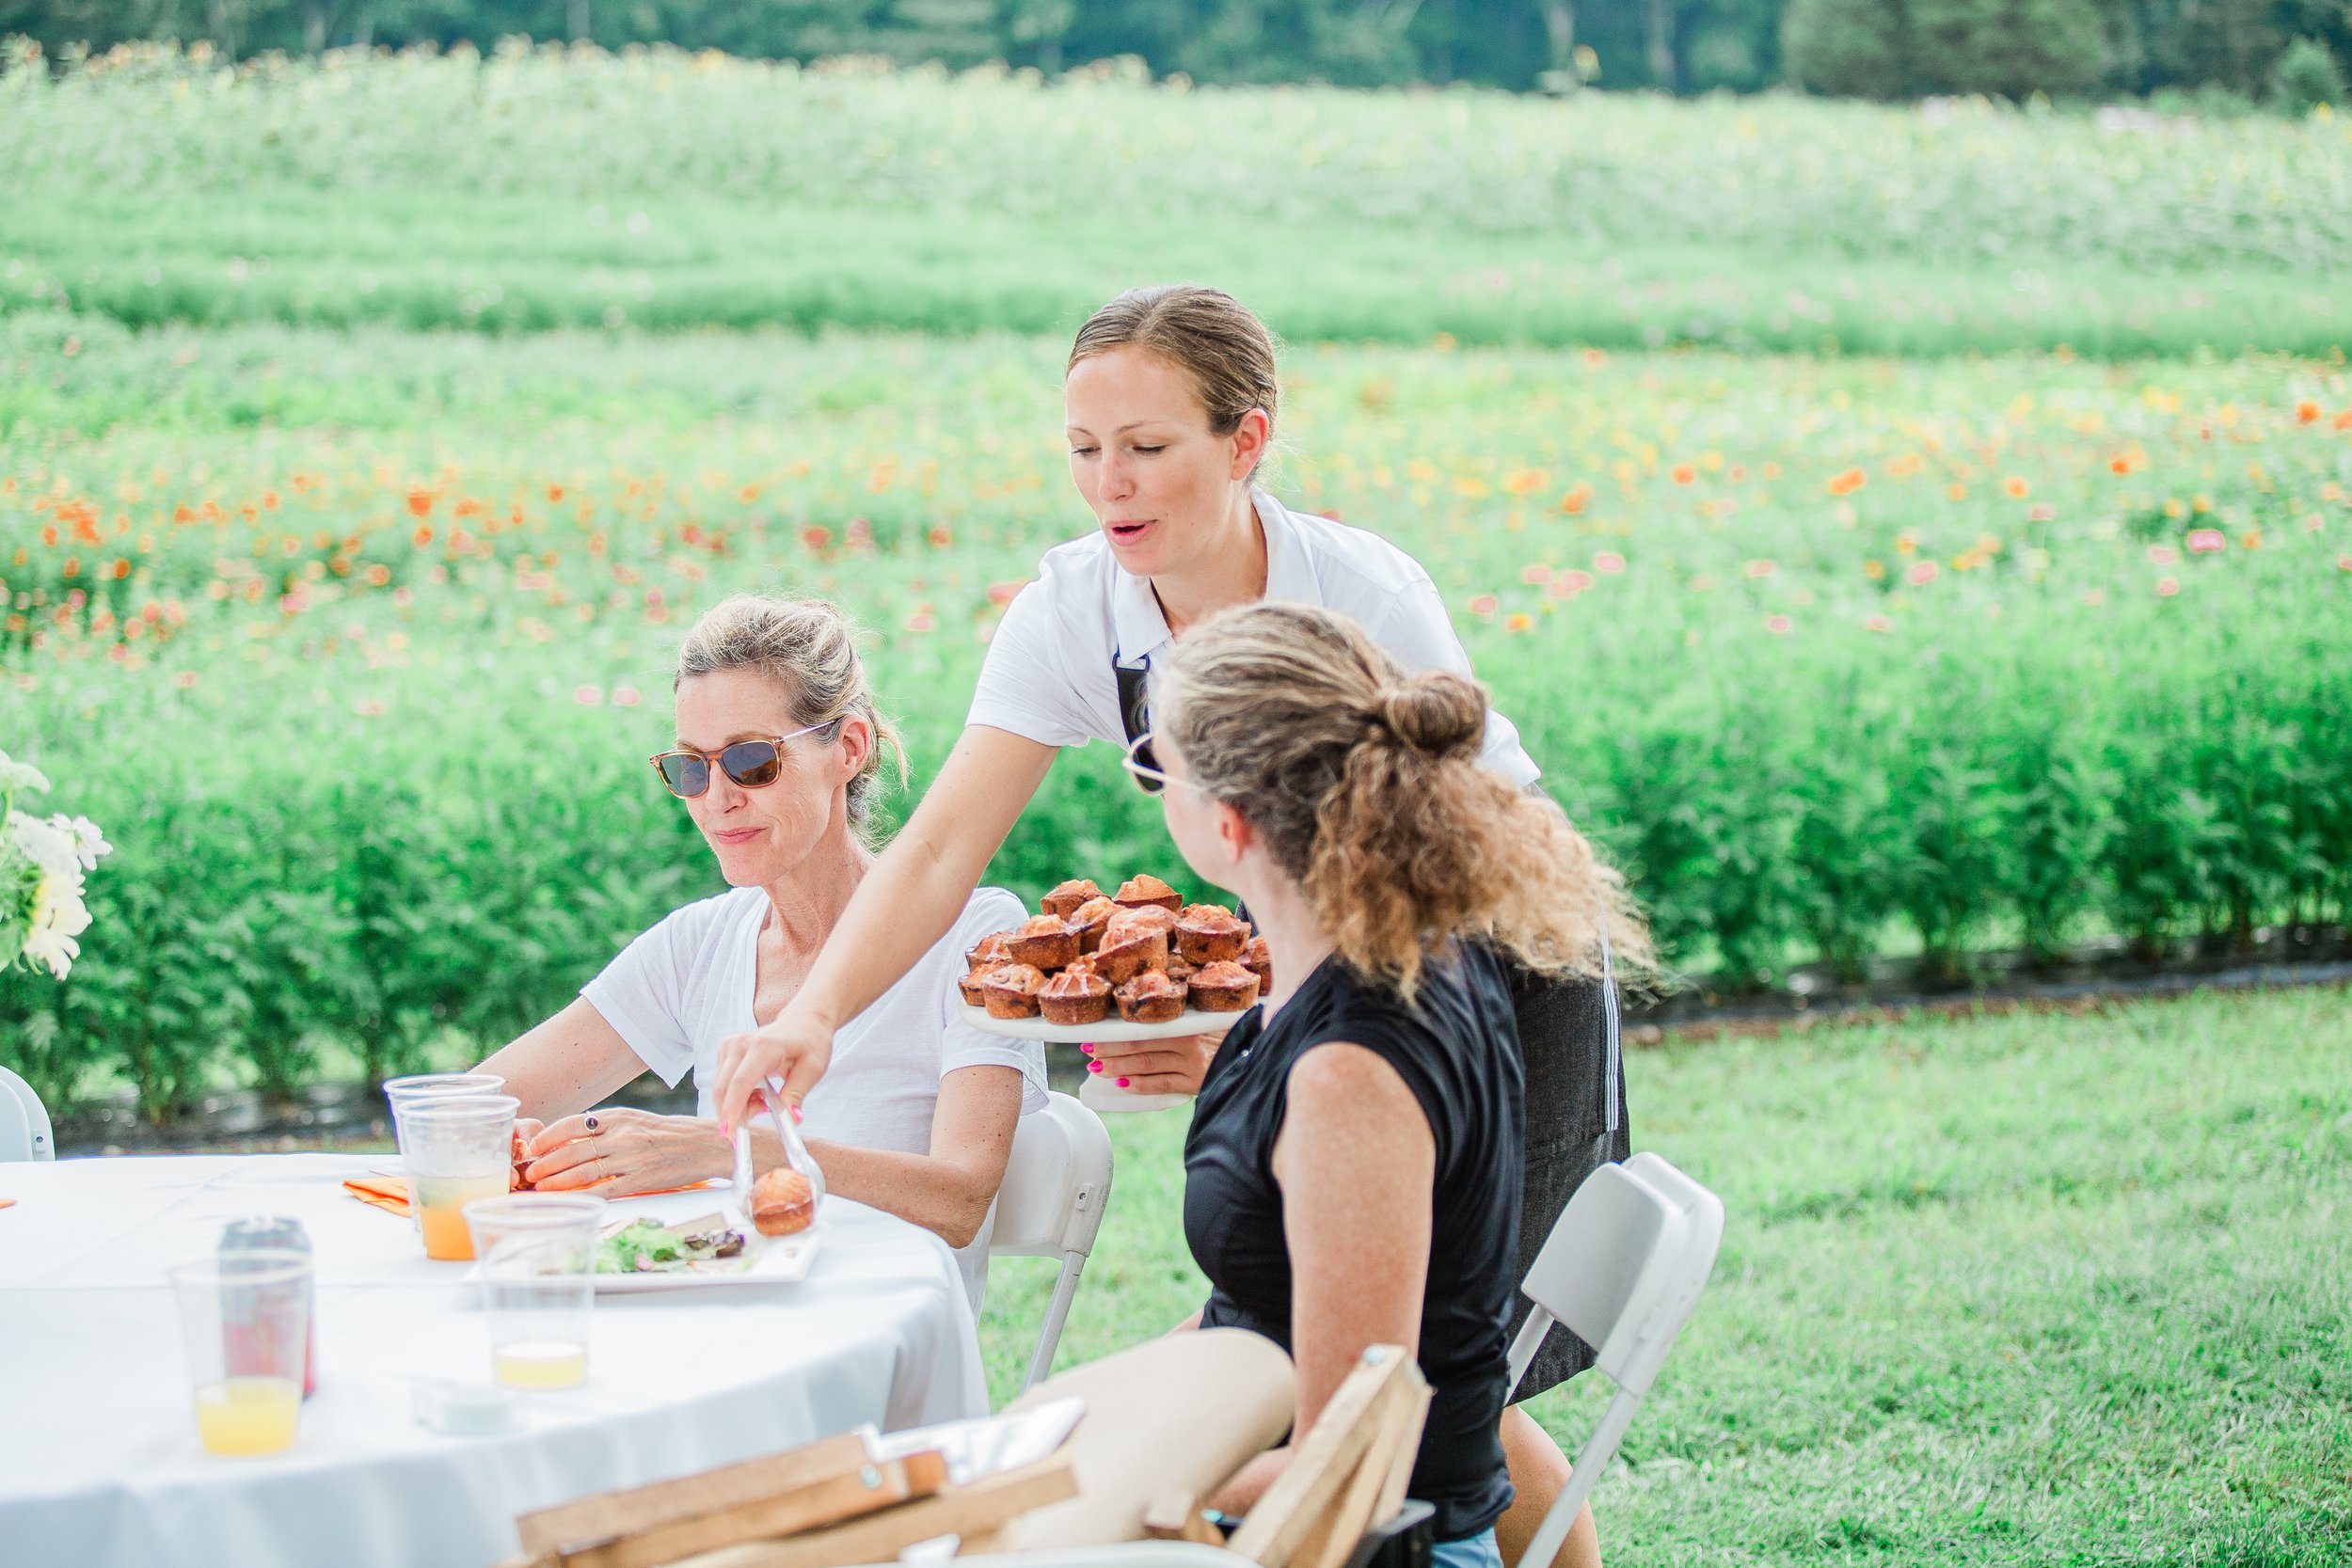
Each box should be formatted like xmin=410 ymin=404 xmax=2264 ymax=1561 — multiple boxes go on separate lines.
xmin=713 ymin=723 xmax=1057 ymax=1128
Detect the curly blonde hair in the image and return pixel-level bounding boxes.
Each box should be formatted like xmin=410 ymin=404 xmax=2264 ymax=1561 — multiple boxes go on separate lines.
xmin=1154 ymin=603 xmax=1651 ymax=1000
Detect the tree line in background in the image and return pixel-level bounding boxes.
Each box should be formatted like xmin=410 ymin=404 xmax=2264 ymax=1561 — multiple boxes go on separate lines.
xmin=2 ymin=0 xmax=2345 ymax=103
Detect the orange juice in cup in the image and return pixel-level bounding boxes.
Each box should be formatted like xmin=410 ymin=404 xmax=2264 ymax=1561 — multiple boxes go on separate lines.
xmin=414 ymin=1173 xmax=515 ymax=1260
xmin=394 ymin=1096 xmax=518 ymax=1261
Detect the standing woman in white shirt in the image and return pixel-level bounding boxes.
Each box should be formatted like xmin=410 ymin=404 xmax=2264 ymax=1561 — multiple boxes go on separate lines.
xmin=716 ymin=287 xmax=1639 ymax=1568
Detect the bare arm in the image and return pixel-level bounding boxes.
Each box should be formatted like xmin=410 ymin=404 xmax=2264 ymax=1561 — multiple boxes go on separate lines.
xmin=802 ymin=1065 xmax=1025 ymax=1249
xmin=1209 ymin=1042 xmax=1435 ymax=1515
xmin=475 ymin=996 xmax=650 ymax=1122
xmin=714 ymin=723 xmax=1056 ymax=1128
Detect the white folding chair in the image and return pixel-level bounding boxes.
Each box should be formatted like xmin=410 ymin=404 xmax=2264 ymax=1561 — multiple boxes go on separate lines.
xmin=0 ymin=1064 xmax=56 ymax=1162
xmin=989 ymin=1091 xmax=1115 ymax=1395
xmin=1505 ymin=1151 xmax=1724 ymax=1568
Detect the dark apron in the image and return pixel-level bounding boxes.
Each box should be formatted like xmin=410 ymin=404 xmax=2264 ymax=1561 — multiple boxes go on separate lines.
xmin=1115 ymin=651 xmax=1629 ymax=1402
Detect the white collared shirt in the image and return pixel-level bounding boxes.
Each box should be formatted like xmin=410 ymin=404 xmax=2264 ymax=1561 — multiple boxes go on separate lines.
xmin=968 ymin=490 xmax=1540 ymax=786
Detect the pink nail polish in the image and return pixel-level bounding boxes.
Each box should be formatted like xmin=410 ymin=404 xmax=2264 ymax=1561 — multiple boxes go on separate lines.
xmin=719 ymin=1118 xmax=730 ymax=1136
xmin=1116 ymin=1078 xmax=1130 ymax=1088
xmin=1082 ymin=1043 xmax=1095 ymax=1055
xmin=1088 ymin=1061 xmax=1102 ymax=1073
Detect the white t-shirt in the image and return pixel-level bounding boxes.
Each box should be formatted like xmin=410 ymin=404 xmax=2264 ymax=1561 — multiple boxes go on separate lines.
xmin=580 ymin=883 xmax=1043 ymax=1309
xmin=968 ymin=489 xmax=1541 ymax=788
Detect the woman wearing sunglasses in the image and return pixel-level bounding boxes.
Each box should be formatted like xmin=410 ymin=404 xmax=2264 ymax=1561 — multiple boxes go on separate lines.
xmin=1143 ymin=602 xmax=1642 ymax=1568
xmin=714 ymin=287 xmax=1630 ymax=1564
xmin=477 ymin=594 xmax=1043 ymax=1309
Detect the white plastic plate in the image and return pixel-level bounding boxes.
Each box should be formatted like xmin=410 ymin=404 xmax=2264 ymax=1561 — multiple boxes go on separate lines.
xmin=590 ymin=1226 xmax=820 ymax=1293
xmin=960 ymin=1002 xmax=1247 ymax=1044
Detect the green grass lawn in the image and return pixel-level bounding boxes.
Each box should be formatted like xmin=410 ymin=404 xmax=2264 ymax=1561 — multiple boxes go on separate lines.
xmin=978 ymin=986 xmax=2352 ymax=1564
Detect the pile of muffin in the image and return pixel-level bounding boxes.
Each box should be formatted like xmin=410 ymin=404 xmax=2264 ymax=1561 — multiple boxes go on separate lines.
xmin=960 ymin=874 xmax=1272 ymax=1027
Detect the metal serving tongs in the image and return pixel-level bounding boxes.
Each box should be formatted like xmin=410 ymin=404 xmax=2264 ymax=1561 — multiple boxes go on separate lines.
xmin=724 ymin=1079 xmax=827 ymax=1248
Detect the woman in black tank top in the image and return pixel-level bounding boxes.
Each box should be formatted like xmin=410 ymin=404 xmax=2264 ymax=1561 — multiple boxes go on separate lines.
xmin=1139 ymin=604 xmax=1649 ymax=1560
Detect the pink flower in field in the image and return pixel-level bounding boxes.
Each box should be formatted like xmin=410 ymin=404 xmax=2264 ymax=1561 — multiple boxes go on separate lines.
xmin=1864 ymin=614 xmax=1892 ymax=633
xmin=2185 ymin=529 xmax=2226 ymax=554
xmin=905 ymin=610 xmax=935 ymax=633
xmin=355 ymin=698 xmax=386 ymax=717
xmin=1468 ymin=594 xmax=1499 ymax=617
xmin=1558 ymin=569 xmax=1596 ymax=594
xmin=392 ymin=587 xmax=413 ymax=609
xmin=175 ymin=671 xmax=199 ymax=689
xmin=987 ymin=580 xmax=1025 ymax=607
xmin=278 ymin=588 xmax=310 ymax=614
xmin=1907 ymin=561 xmax=1939 ymax=586
xmin=612 ymin=685 xmax=642 ymax=707
xmin=1519 ymin=563 xmax=1552 ymax=584
xmin=2155 ymin=577 xmax=2180 ymax=596
xmin=2337 ymin=555 xmax=2352 ymax=572
xmin=2027 ymin=503 xmax=2055 ymax=522
xmin=1743 ymin=559 xmax=1776 ymax=579
xmin=574 ymin=684 xmax=603 ymax=705
xmin=1765 ymin=614 xmax=1792 ymax=634
xmin=2149 ymin=545 xmax=2180 ymax=565
xmin=1594 ymin=550 xmax=1626 ymax=574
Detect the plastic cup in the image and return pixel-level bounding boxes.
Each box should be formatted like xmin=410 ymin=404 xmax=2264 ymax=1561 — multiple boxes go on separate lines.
xmin=169 ymin=1246 xmax=311 ymax=1456
xmin=464 ymin=1195 xmax=602 ymax=1390
xmin=384 ymin=1074 xmax=508 ymax=1238
xmin=397 ymin=1095 xmax=519 ymax=1261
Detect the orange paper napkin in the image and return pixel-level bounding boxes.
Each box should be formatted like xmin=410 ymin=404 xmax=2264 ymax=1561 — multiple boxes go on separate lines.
xmin=342 ymin=1174 xmax=720 ymax=1215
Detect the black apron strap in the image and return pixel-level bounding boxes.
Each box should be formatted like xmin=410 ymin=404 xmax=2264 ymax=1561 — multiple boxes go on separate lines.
xmin=1115 ymin=658 xmax=1158 ymax=775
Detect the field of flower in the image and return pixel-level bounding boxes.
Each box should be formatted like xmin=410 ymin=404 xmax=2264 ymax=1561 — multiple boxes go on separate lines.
xmin=4 ymin=298 xmax=2349 ymax=1115
xmin=6 ymin=43 xmax=2352 ymax=358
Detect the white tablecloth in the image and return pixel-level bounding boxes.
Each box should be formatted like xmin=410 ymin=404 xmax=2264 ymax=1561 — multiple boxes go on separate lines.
xmin=0 ymin=1153 xmax=988 ymax=1568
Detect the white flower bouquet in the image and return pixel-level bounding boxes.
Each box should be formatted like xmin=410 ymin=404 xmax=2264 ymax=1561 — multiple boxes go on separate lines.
xmin=1 ymin=752 xmax=111 ymax=978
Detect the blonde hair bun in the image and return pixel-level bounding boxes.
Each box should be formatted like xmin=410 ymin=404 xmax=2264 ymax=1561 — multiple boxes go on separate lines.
xmin=1376 ymin=673 xmax=1485 ymax=759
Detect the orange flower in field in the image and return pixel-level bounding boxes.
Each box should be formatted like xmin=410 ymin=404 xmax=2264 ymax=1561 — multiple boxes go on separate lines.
xmin=548 ymin=484 xmax=565 ymax=502
xmin=1502 ymin=468 xmax=1549 ymax=497
xmin=365 ymin=563 xmax=392 ymax=586
xmin=1671 ymin=465 xmax=1696 ymax=486
xmin=405 ymin=489 xmax=434 ymax=517
xmin=1558 ymin=483 xmax=1594 ymax=515
xmin=2297 ymin=401 xmax=2321 ymax=423
xmin=1826 ymin=468 xmax=1867 ymax=497
xmin=413 ymin=525 xmax=433 ymax=546
xmin=1947 ymin=483 xmax=1967 ymax=501
xmin=1505 ymin=612 xmax=1534 ymax=632
xmin=928 ymin=526 xmax=953 ymax=548
xmin=1743 ymin=559 xmax=1776 ymax=579
xmin=2335 ymin=411 xmax=2352 ymax=430
xmin=2003 ymin=477 xmax=2029 ymax=499
xmin=1864 ymin=559 xmax=1885 ymax=579
xmin=2338 ymin=555 xmax=2352 ymax=572
xmin=1581 ymin=348 xmax=1609 ymax=369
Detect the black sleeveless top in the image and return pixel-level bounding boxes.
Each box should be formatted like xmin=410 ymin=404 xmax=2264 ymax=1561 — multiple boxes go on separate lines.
xmin=1183 ymin=944 xmax=1524 ymax=1542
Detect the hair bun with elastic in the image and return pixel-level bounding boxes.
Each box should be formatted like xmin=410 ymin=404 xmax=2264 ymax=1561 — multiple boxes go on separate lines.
xmin=1376 ymin=673 xmax=1484 ymax=758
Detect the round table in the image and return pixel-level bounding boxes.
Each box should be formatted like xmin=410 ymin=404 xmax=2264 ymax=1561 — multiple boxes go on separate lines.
xmin=0 ymin=1152 xmax=989 ymax=1568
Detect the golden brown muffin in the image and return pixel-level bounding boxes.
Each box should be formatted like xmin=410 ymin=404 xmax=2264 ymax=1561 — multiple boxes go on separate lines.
xmin=1004 ymin=913 xmax=1080 ymax=972
xmin=751 ymin=1168 xmax=816 ymax=1236
xmin=1094 ymin=906 xmax=1173 ymax=983
xmin=980 ymin=962 xmax=1048 ymax=1019
xmin=1041 ymin=879 xmax=1104 ymax=920
xmin=1164 ymin=954 xmax=1199 ymax=986
xmin=1112 ymin=874 xmax=1183 ymax=914
xmin=1175 ymin=903 xmax=1249 ymax=965
xmin=1242 ymin=934 xmax=1273 ymax=991
xmin=1114 ymin=968 xmax=1189 ymax=1024
xmin=1068 ymin=895 xmax=1119 ymax=954
xmin=957 ymin=969 xmax=989 ymax=1008
xmin=1037 ymin=968 xmax=1113 ymax=1026
xmin=965 ymin=930 xmax=1014 ymax=974
xmin=1187 ymin=959 xmax=1262 ymax=1012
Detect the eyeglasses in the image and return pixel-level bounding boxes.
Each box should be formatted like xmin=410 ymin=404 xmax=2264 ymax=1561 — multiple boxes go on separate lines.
xmin=650 ymin=720 xmax=834 ymax=800
xmin=1122 ymin=730 xmax=1210 ymax=800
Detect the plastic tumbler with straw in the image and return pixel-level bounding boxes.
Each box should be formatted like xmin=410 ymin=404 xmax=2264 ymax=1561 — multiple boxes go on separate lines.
xmin=464 ymin=1194 xmax=603 ymax=1389
xmin=383 ymin=1073 xmax=508 ymax=1237
xmin=170 ymin=1245 xmax=311 ymax=1456
xmin=397 ymin=1094 xmax=519 ymax=1260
